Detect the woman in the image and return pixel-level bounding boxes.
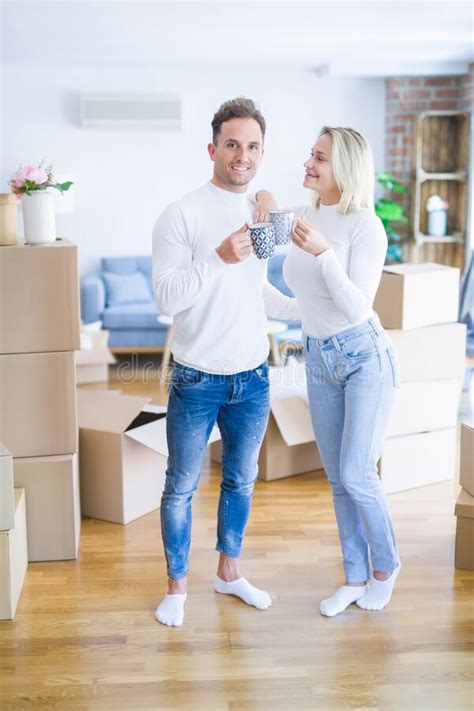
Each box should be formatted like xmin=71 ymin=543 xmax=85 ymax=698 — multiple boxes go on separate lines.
xmin=256 ymin=127 xmax=401 ymax=617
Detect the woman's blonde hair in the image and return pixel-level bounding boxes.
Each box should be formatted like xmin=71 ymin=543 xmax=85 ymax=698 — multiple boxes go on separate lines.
xmin=314 ymin=126 xmax=375 ymax=214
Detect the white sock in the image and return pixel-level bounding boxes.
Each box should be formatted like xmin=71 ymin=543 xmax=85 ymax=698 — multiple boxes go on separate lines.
xmin=213 ymin=576 xmax=272 ymax=610
xmin=155 ymin=593 xmax=187 ymax=627
xmin=356 ymin=563 xmax=401 ymax=611
xmin=320 ymin=585 xmax=367 ymax=617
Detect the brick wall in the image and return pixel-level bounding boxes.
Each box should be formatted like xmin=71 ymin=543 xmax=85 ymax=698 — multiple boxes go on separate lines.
xmin=384 ymin=64 xmax=473 ymax=249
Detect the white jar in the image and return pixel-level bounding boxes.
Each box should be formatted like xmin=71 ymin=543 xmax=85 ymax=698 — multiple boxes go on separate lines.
xmin=21 ymin=190 xmax=56 ymax=245
xmin=427 ymin=209 xmax=448 ymax=238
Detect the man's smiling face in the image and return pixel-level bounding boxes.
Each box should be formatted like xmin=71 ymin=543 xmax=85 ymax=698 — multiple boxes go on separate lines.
xmin=208 ymin=117 xmax=264 ymax=193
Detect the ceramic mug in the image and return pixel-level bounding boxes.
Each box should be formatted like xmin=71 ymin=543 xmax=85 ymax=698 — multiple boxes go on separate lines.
xmin=268 ymin=210 xmax=294 ymax=245
xmin=249 ymin=222 xmax=275 ymax=259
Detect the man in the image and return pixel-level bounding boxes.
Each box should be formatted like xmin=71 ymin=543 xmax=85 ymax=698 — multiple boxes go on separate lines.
xmin=152 ymin=97 xmax=299 ymax=627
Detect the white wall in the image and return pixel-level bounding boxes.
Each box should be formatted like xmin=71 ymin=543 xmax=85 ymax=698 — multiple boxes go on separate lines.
xmin=2 ymin=66 xmax=385 ymax=276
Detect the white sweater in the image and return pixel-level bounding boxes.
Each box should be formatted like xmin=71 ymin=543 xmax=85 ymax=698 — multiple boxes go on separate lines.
xmin=283 ymin=203 xmax=387 ymax=340
xmin=152 ymin=181 xmax=299 ymax=374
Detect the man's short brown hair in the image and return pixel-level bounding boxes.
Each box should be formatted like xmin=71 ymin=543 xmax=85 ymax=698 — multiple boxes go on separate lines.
xmin=211 ymin=97 xmax=266 ymax=145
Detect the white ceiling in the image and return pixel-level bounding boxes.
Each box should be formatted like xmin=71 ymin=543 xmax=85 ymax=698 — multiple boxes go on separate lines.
xmin=2 ymin=0 xmax=473 ymax=76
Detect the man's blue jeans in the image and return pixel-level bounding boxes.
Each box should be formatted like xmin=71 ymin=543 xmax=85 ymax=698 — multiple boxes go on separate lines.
xmin=304 ymin=316 xmax=401 ymax=583
xmin=161 ymin=361 xmax=270 ymax=580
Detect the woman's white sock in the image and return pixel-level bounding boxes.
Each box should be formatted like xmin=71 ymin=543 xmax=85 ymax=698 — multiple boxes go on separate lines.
xmin=213 ymin=576 xmax=272 ymax=610
xmin=356 ymin=563 xmax=401 ymax=611
xmin=320 ymin=585 xmax=367 ymax=617
xmin=155 ymin=593 xmax=187 ymax=627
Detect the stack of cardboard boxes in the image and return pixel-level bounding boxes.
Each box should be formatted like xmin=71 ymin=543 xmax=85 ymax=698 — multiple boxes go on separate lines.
xmin=0 ymin=239 xmax=82 ymax=561
xmin=455 ymin=423 xmax=474 ymax=570
xmin=0 ymin=443 xmax=27 ymax=619
xmin=374 ymin=263 xmax=466 ymax=493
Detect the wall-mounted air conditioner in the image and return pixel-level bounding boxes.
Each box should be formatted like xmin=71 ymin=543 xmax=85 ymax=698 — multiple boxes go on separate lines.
xmin=80 ymin=94 xmax=181 ymax=129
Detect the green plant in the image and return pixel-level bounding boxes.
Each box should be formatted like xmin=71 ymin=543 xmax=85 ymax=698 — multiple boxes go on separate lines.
xmin=375 ymin=172 xmax=409 ymax=263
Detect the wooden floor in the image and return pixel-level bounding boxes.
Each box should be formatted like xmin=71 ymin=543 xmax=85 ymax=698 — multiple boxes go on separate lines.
xmin=1 ymin=366 xmax=473 ymax=710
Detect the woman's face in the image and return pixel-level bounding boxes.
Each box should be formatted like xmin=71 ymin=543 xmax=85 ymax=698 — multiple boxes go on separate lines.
xmin=303 ymin=133 xmax=339 ymax=199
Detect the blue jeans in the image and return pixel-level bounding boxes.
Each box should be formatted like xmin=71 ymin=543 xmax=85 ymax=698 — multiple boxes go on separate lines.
xmin=304 ymin=316 xmax=400 ymax=583
xmin=161 ymin=361 xmax=270 ymax=580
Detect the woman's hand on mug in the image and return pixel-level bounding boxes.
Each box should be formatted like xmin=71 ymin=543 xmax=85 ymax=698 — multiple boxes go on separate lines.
xmin=254 ymin=190 xmax=278 ymax=223
xmin=292 ymin=217 xmax=330 ymax=257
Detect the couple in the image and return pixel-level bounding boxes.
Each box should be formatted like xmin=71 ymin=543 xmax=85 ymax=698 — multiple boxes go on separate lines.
xmin=152 ymin=97 xmax=401 ymax=627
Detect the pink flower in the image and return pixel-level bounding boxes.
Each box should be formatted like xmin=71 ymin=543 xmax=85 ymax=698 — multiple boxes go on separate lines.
xmin=11 ymin=164 xmax=49 ymax=188
xmin=26 ymin=166 xmax=49 ymax=184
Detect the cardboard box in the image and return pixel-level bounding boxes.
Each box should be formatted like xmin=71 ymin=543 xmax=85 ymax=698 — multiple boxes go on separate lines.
xmin=0 ymin=239 xmax=80 ymax=354
xmin=211 ymin=396 xmax=323 ymax=481
xmin=0 ymin=351 xmax=78 ymax=458
xmin=0 ymin=443 xmax=15 ymax=531
xmin=459 ymin=423 xmax=474 ymax=496
xmin=13 ymin=453 xmax=80 ymax=562
xmin=387 ymin=378 xmax=462 ymax=438
xmin=379 ymin=428 xmax=457 ymax=494
xmin=374 ymin=262 xmax=460 ymax=330
xmin=387 ymin=322 xmax=466 ymax=382
xmin=75 ymin=348 xmax=116 ymax=385
xmin=77 ymin=390 xmax=170 ymax=524
xmin=0 ymin=489 xmax=28 ymax=619
xmin=455 ymin=488 xmax=474 ymax=570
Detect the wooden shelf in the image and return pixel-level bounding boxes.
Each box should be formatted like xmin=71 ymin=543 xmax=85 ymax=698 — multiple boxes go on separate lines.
xmin=418 ymin=170 xmax=467 ymax=182
xmin=412 ymin=110 xmax=470 ymax=269
xmin=415 ymin=232 xmax=465 ymax=245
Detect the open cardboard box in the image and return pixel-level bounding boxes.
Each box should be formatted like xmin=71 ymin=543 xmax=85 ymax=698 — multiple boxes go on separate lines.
xmin=77 ymin=390 xmax=221 ymax=524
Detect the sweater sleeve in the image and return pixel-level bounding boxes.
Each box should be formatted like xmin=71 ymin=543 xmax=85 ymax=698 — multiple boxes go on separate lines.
xmin=152 ymin=203 xmax=227 ymax=317
xmin=314 ymin=212 xmax=387 ymax=324
xmin=263 ymin=280 xmax=301 ymax=321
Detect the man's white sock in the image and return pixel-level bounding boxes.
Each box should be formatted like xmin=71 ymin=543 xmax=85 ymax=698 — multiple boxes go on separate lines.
xmin=356 ymin=563 xmax=401 ymax=611
xmin=320 ymin=585 xmax=367 ymax=617
xmin=155 ymin=593 xmax=187 ymax=627
xmin=213 ymin=576 xmax=272 ymax=610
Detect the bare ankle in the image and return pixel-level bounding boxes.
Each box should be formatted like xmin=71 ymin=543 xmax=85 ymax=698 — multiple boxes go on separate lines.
xmin=168 ymin=576 xmax=187 ymax=595
xmin=373 ymin=570 xmax=391 ymax=581
xmin=217 ymin=553 xmax=241 ymax=583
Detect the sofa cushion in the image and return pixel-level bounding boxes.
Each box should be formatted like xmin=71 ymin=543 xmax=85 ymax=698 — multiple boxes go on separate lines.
xmin=103 ymin=302 xmax=163 ymax=330
xmin=107 ymin=328 xmax=168 ymax=348
xmin=102 ymin=271 xmax=152 ymax=306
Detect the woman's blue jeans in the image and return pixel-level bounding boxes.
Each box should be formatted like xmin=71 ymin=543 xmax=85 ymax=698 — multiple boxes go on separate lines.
xmin=304 ymin=316 xmax=401 ymax=583
xmin=161 ymin=361 xmax=270 ymax=580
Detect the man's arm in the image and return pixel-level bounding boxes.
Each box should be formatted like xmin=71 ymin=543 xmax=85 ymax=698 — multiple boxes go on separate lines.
xmin=152 ymin=205 xmax=253 ymax=317
xmin=152 ymin=204 xmax=226 ymax=317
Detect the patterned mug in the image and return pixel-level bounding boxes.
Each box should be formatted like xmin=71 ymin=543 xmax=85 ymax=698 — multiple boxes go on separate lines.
xmin=249 ymin=222 xmax=275 ymax=259
xmin=268 ymin=210 xmax=294 ymax=245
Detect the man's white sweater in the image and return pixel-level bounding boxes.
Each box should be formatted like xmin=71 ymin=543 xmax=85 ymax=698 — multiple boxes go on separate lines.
xmin=152 ymin=181 xmax=299 ymax=374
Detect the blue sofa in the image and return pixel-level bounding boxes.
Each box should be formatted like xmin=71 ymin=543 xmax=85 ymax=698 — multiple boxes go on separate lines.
xmin=80 ymin=254 xmax=301 ymax=349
